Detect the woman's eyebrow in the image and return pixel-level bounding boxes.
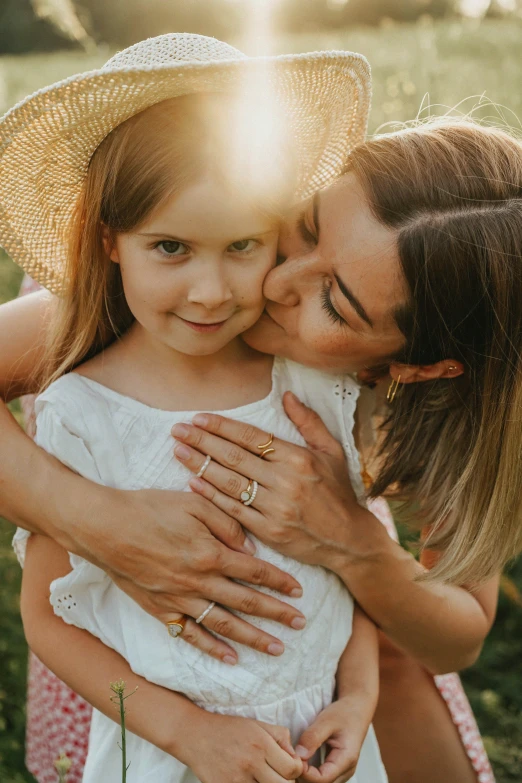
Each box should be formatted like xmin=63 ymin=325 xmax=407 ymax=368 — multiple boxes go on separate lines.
xmin=334 ymin=272 xmax=374 ymax=327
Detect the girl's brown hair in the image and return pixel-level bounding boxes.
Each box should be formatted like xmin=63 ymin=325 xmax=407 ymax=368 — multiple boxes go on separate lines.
xmin=348 ymin=120 xmax=522 ymax=586
xmin=39 ymin=92 xmax=292 ymax=389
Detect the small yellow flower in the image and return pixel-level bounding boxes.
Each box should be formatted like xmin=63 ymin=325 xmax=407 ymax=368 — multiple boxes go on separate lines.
xmin=54 ymin=752 xmax=73 ymax=782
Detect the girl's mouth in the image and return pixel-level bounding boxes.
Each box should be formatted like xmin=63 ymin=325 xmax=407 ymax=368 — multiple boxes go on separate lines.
xmin=179 ymin=316 xmax=228 ymax=333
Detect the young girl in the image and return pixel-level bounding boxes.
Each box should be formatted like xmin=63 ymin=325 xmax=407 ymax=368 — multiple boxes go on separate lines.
xmin=6 ymin=34 xmax=385 ymax=783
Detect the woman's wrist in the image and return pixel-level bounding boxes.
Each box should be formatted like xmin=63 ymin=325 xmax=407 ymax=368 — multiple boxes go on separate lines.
xmin=326 ymin=505 xmax=401 ymax=580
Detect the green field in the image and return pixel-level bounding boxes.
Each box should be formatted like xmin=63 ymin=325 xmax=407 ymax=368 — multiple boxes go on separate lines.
xmin=0 ymin=17 xmax=521 ymax=783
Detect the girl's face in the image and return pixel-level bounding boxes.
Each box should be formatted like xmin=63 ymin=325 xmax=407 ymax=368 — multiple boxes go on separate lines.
xmin=244 ymin=174 xmax=408 ymax=373
xmin=108 ymin=178 xmax=279 ymax=357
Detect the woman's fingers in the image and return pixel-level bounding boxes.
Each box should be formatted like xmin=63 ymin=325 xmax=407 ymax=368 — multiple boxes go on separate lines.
xmin=190 ymin=477 xmax=275 ymax=545
xmin=204 ymin=573 xmax=305 ymax=630
xmin=170 ymin=615 xmax=239 ymax=665
xmin=172 ymin=421 xmax=277 ymax=484
xmin=200 ymin=604 xmax=294 ymax=656
xmin=282 ymin=392 xmax=344 ymax=458
xmin=192 ymin=492 xmax=257 ymax=554
xmin=177 ymin=443 xmax=271 ymax=508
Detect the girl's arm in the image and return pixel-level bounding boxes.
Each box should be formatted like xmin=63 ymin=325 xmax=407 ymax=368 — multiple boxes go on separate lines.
xmin=294 ymin=605 xmax=379 ymax=783
xmin=21 ymin=534 xmax=303 ymax=783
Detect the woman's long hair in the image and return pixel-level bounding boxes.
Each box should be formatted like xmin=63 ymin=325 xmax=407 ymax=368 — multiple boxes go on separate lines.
xmin=348 ymin=120 xmax=522 ymax=586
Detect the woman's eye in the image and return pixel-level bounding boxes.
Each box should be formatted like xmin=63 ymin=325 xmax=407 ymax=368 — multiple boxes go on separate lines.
xmin=229 ymin=239 xmax=257 ymax=252
xmin=156 ymin=240 xmax=188 ymax=256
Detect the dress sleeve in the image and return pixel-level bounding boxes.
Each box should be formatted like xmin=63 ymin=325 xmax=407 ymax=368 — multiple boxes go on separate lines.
xmin=13 ymin=395 xmax=107 ymax=567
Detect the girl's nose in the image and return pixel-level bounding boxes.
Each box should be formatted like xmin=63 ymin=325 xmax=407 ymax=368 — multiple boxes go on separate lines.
xmin=187 ymin=265 xmax=233 ymax=310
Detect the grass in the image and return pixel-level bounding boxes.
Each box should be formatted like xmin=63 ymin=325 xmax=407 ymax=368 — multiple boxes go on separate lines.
xmin=0 ymin=16 xmax=521 ymax=782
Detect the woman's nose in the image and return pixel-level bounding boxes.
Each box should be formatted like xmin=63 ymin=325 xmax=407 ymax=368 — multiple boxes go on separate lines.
xmin=264 ymin=253 xmax=312 ymax=306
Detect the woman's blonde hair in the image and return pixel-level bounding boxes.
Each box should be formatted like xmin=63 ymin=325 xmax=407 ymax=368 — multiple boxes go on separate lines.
xmin=348 ymin=120 xmax=522 ymax=586
xmin=38 ymin=92 xmax=293 ymax=390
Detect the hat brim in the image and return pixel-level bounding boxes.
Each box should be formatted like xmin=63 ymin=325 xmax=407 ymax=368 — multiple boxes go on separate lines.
xmin=0 ymin=51 xmax=371 ymax=294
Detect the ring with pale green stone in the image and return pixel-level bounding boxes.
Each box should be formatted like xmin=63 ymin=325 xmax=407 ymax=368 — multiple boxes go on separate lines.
xmin=195 ymin=601 xmax=216 ymax=624
xmin=241 ymin=479 xmax=258 ymax=507
xmin=166 ymin=616 xmax=188 ymax=638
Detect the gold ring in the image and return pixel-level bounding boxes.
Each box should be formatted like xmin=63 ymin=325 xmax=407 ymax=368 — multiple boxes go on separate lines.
xmin=257 ymin=434 xmax=274 ymax=450
xmin=166 ymin=615 xmax=188 ymax=638
xmin=257 ymin=433 xmax=275 ymax=459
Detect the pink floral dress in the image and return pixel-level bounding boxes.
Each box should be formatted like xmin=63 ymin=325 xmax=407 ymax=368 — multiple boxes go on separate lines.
xmin=18 ymin=276 xmax=494 ymax=783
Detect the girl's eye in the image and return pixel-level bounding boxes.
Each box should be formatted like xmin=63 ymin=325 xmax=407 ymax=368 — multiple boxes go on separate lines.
xmin=321 ymin=281 xmax=347 ymax=328
xmin=229 ymin=239 xmax=257 ymax=253
xmin=156 ymin=240 xmax=189 ymax=256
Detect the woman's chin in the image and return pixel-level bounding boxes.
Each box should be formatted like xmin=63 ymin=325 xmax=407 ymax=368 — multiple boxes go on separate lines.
xmin=243 ymin=311 xmax=283 ymax=355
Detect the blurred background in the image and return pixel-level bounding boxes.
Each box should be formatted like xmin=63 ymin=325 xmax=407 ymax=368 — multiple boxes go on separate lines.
xmin=0 ymin=1 xmax=521 ymax=782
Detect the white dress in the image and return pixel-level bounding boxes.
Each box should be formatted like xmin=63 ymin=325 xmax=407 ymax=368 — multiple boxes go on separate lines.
xmin=14 ymin=356 xmax=387 ymax=783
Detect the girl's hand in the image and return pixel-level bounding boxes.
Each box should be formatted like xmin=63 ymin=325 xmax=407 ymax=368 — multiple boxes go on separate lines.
xmin=294 ymin=699 xmax=371 ymax=783
xmin=76 ymin=488 xmax=306 ymax=665
xmin=172 ymin=392 xmax=379 ymax=570
xmin=180 ymin=712 xmax=303 ymax=783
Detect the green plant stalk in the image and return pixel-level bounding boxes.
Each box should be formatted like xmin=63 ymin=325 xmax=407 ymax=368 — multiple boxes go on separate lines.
xmin=110 ymin=680 xmax=137 ymax=783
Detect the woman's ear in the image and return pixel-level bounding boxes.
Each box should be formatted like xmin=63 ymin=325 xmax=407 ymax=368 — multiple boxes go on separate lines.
xmin=101 ymin=224 xmax=119 ymax=264
xmin=389 ymin=360 xmax=464 ymax=384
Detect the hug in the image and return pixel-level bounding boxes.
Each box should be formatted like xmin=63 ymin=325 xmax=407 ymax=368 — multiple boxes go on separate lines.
xmin=0 ymin=31 xmax=520 ymax=783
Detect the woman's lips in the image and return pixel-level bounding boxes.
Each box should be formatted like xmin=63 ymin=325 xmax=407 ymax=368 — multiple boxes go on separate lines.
xmin=179 ymin=317 xmax=228 ymax=333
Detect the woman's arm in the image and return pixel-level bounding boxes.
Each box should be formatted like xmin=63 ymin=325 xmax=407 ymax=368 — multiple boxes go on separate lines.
xmin=21 ymin=535 xmax=303 ymax=783
xmin=0 ymin=292 xmax=305 ymax=658
xmin=172 ymin=396 xmax=499 ymax=674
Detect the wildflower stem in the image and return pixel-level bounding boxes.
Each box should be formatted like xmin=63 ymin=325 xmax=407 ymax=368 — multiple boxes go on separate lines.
xmin=110 ymin=680 xmax=137 ymax=783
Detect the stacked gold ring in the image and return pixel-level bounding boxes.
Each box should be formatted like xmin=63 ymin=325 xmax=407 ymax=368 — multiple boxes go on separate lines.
xmin=257 ymin=433 xmax=275 ymax=459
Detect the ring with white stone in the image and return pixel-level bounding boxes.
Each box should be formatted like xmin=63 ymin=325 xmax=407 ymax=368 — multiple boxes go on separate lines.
xmin=242 ymin=479 xmax=258 ymax=507
xmin=195 ymin=601 xmax=216 ymax=625
xmin=196 ymin=455 xmax=211 ymax=478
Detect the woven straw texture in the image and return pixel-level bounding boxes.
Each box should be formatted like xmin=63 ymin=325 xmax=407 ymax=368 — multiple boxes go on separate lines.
xmin=0 ymin=34 xmax=371 ymax=295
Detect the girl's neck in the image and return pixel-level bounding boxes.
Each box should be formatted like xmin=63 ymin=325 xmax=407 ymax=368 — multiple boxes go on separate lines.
xmin=75 ymin=322 xmax=274 ymax=412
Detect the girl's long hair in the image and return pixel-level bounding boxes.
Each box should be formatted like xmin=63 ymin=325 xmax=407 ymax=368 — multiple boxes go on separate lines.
xmin=348 ymin=120 xmax=522 ymax=586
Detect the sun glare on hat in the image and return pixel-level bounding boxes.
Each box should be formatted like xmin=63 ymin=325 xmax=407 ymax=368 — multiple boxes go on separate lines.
xmin=227 ymin=0 xmax=291 ymax=198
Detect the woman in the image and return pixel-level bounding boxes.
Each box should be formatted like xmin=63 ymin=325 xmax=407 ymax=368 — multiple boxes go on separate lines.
xmin=2 ymin=118 xmax=520 ymax=782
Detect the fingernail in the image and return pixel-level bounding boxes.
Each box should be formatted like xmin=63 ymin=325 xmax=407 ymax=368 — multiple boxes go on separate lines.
xmin=268 ymin=642 xmax=285 ymax=656
xmin=290 ymin=587 xmax=303 ymax=598
xmin=243 ymin=538 xmax=256 ymax=555
xmin=174 ymin=444 xmax=191 ymax=460
xmin=223 ymin=655 xmax=237 ymax=666
xmin=190 ymin=478 xmax=205 ymax=491
xmin=295 ymin=745 xmax=309 ymax=759
xmin=172 ymin=424 xmax=191 ymax=438
xmin=291 ymin=616 xmax=306 ymax=630
xmin=192 ymin=414 xmax=209 ymax=427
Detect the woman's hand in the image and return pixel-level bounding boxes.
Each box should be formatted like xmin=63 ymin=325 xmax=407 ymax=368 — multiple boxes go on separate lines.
xmin=52 ymin=480 xmax=306 ymax=665
xmin=179 ymin=712 xmax=303 ymax=783
xmin=172 ymin=392 xmax=381 ymax=570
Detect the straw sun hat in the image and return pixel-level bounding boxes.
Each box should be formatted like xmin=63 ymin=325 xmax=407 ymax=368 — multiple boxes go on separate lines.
xmin=0 ymin=33 xmax=371 ymax=295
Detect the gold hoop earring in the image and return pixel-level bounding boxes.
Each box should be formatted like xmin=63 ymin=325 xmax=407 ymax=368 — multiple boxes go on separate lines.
xmin=386 ymin=374 xmax=401 ymax=403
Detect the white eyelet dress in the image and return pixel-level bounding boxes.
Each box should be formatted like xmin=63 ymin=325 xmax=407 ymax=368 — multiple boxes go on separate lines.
xmin=14 ymin=357 xmax=387 ymax=783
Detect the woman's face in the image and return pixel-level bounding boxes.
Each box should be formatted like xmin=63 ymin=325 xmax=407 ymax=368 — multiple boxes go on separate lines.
xmin=244 ymin=173 xmax=408 ymax=373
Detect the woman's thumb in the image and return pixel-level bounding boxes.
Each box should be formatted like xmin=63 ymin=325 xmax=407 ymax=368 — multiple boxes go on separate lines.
xmin=294 ymin=714 xmax=333 ymax=760
xmin=283 ymin=391 xmax=342 ymax=455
